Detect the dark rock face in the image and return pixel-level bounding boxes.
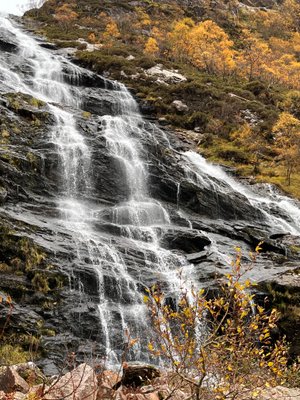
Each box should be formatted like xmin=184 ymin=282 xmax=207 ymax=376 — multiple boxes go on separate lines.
xmin=119 ymin=362 xmax=160 ymax=388
xmin=160 ymin=227 xmax=211 ymax=253
xmin=0 ymin=17 xmax=299 ymax=373
xmin=0 ymin=29 xmax=18 ymax=53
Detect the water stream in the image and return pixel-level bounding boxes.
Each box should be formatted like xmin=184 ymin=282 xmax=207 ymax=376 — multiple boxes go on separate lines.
xmin=0 ymin=16 xmax=195 ymax=363
xmin=0 ymin=16 xmax=300 ymax=365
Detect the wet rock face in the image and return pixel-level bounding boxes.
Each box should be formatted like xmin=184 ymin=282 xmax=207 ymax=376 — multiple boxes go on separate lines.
xmin=0 ymin=20 xmax=299 ymax=372
xmin=160 ymin=228 xmax=211 ymax=253
xmin=0 ymin=29 xmax=18 ymax=53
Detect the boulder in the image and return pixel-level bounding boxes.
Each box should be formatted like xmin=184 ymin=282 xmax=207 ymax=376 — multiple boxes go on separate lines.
xmin=259 ymin=386 xmax=300 ymax=399
xmin=172 ymin=100 xmax=189 ymax=113
xmin=11 ymin=362 xmax=45 ymax=386
xmin=43 ymin=363 xmax=97 ymax=400
xmin=0 ymin=31 xmax=18 ymax=53
xmin=160 ymin=228 xmax=211 ymax=253
xmin=119 ymin=363 xmax=160 ymax=388
xmin=98 ymin=370 xmax=120 ymax=400
xmin=0 ymin=187 xmax=7 ymax=204
xmin=146 ymin=65 xmax=187 ymax=84
xmin=0 ymin=366 xmax=29 ymax=394
xmin=12 ymin=392 xmax=26 ymax=400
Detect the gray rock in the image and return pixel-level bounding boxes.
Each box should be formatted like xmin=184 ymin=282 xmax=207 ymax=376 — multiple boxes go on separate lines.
xmin=172 ymin=100 xmax=189 ymax=112
xmin=0 ymin=187 xmax=7 ymax=204
xmin=43 ymin=363 xmax=97 ymax=400
xmin=120 ymin=362 xmax=160 ymax=388
xmin=0 ymin=367 xmax=29 ymax=394
xmin=146 ymin=64 xmax=187 ymax=84
xmin=160 ymin=227 xmax=211 ymax=253
xmin=186 ymin=250 xmax=208 ymax=262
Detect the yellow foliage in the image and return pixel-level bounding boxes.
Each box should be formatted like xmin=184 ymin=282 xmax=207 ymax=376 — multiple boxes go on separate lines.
xmin=188 ymin=20 xmax=236 ymax=75
xmin=54 ymin=3 xmax=78 ymax=28
xmin=146 ymin=250 xmax=291 ymax=399
xmin=272 ymin=112 xmax=300 ymax=184
xmin=167 ymin=18 xmax=195 ymax=61
xmin=237 ymin=29 xmax=271 ymax=80
xmin=88 ymin=32 xmax=96 ymax=44
xmin=102 ymin=19 xmax=121 ymax=46
xmin=144 ymin=37 xmax=159 ymax=58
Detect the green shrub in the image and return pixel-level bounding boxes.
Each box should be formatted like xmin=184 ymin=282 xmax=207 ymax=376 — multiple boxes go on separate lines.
xmin=0 ymin=344 xmax=29 ymax=365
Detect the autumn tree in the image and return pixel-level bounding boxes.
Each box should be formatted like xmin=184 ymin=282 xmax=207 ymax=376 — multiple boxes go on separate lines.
xmin=272 ymin=112 xmax=300 ymax=185
xmin=145 ymin=248 xmax=290 ymax=400
xmin=269 ymin=54 xmax=300 ymax=89
xmin=135 ymin=7 xmax=152 ymax=29
xmin=188 ymin=20 xmax=236 ymax=76
xmin=102 ymin=19 xmax=121 ymax=47
xmin=252 ymin=9 xmax=291 ymax=40
xmin=238 ymin=29 xmax=271 ymax=81
xmin=54 ymin=3 xmax=78 ymax=32
xmin=230 ymin=123 xmax=267 ymax=173
xmin=88 ymin=32 xmax=96 ymax=44
xmin=167 ymin=18 xmax=194 ymax=62
xmin=144 ymin=37 xmax=159 ymax=58
xmin=279 ymin=90 xmax=300 ymax=118
xmin=281 ymin=0 xmax=300 ymax=32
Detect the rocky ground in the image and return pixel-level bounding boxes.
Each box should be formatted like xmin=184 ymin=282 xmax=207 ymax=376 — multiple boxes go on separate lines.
xmin=0 ymin=362 xmax=299 ymax=400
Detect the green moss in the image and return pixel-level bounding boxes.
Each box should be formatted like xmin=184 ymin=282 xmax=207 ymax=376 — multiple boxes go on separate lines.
xmin=41 ymin=328 xmax=56 ymax=337
xmin=29 ymin=97 xmax=45 ymax=108
xmin=82 ymin=111 xmax=91 ymax=119
xmin=19 ymin=238 xmax=46 ymax=272
xmin=76 ymin=50 xmax=131 ymax=74
xmin=31 ymin=272 xmax=50 ymax=293
xmin=290 ymin=245 xmax=300 ymax=254
xmin=0 ymin=344 xmax=29 ymax=365
xmin=1 ymin=129 xmax=10 ymax=138
xmin=26 ymin=152 xmax=38 ymax=165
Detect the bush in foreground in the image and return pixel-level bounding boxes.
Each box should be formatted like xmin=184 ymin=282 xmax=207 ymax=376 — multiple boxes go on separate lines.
xmin=145 ymin=246 xmax=295 ymax=399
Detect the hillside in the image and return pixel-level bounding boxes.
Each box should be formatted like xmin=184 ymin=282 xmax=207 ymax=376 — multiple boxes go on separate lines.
xmin=23 ymin=0 xmax=300 ymax=200
xmin=0 ymin=2 xmax=299 ymax=389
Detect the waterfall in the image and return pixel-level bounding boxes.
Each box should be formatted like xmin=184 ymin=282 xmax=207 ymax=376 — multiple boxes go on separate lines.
xmin=0 ymin=16 xmax=196 ymax=364
xmin=0 ymin=16 xmax=300 ymax=366
xmin=183 ymin=151 xmax=300 ymax=235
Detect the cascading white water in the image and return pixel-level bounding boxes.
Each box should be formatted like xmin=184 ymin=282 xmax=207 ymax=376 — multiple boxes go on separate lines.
xmin=0 ymin=16 xmax=197 ymax=364
xmin=1 ymin=15 xmax=300 ymax=367
xmin=183 ymin=151 xmax=300 ymax=235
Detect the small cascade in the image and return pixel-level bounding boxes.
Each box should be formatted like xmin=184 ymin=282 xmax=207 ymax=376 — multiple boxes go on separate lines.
xmin=183 ymin=151 xmax=300 ymax=235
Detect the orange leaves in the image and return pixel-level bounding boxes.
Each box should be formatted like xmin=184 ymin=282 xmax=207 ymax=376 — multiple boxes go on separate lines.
xmin=189 ymin=20 xmax=236 ymax=75
xmin=0 ymin=294 xmax=12 ymax=305
xmin=102 ymin=19 xmax=121 ymax=47
xmin=88 ymin=32 xmax=97 ymax=44
xmin=144 ymin=250 xmax=290 ymax=398
xmin=54 ymin=3 xmax=78 ymax=29
xmin=167 ymin=18 xmax=236 ymax=75
xmin=272 ymin=112 xmax=300 ymax=184
xmin=144 ymin=37 xmax=159 ymax=58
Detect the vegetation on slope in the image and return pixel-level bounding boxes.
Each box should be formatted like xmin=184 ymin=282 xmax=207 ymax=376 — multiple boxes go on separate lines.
xmin=24 ymin=0 xmax=300 ymax=198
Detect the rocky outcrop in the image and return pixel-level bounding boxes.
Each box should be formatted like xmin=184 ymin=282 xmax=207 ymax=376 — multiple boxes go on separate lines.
xmin=145 ymin=64 xmax=187 ymax=84
xmin=119 ymin=363 xmax=160 ymax=388
xmin=172 ymin=100 xmax=189 ymax=113
xmin=0 ymin=366 xmax=29 ymax=393
xmin=42 ymin=363 xmax=97 ymax=400
xmin=259 ymin=386 xmax=300 ymax=400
